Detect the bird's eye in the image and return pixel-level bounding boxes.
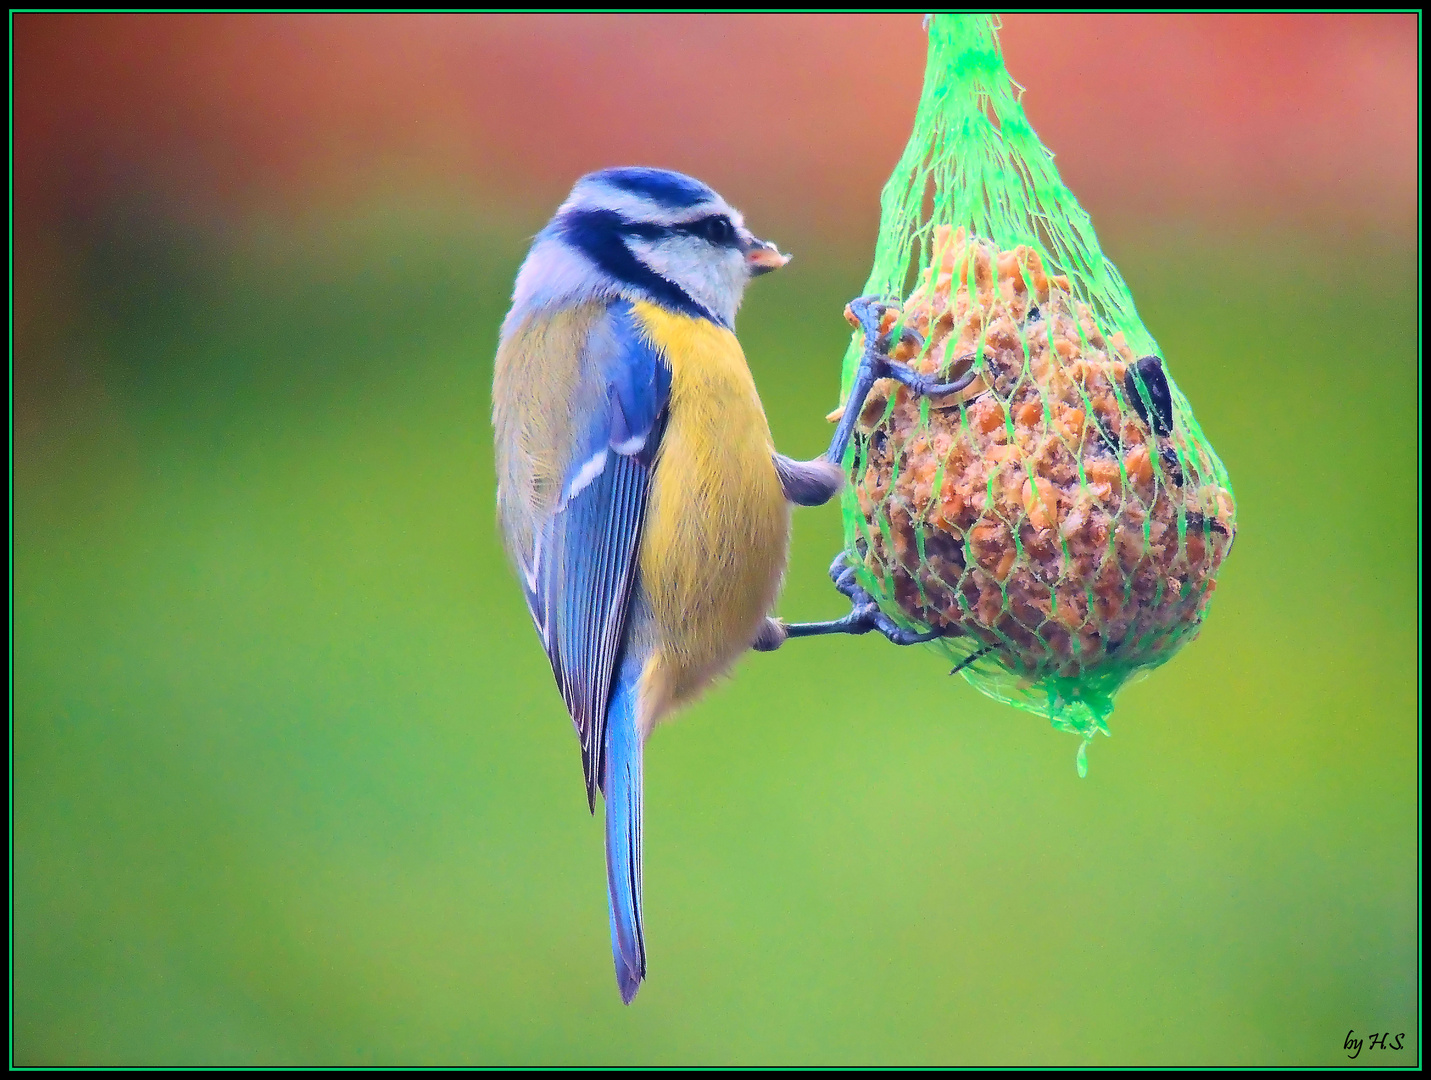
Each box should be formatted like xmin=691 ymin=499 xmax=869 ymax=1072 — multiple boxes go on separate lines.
xmin=703 ymin=216 xmax=734 ymax=245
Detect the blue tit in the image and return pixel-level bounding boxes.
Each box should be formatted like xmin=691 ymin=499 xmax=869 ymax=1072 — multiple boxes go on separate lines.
xmin=492 ymin=167 xmax=843 ymax=1004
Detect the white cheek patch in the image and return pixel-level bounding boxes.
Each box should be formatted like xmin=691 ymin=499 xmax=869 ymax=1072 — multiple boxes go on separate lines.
xmin=628 ymin=235 xmax=746 ymax=328
xmin=628 ymin=235 xmax=704 ymax=283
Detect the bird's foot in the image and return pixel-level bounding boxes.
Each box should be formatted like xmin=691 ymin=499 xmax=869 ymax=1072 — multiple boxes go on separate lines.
xmin=763 ymin=551 xmax=945 ymax=649
xmin=826 ymin=296 xmax=981 ymax=464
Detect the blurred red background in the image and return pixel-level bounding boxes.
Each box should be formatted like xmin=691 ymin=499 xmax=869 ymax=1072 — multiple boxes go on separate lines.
xmin=13 ymin=12 xmax=1417 ymax=234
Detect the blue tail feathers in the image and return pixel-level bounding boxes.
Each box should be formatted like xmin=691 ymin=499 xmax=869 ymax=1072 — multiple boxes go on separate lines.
xmin=604 ymin=659 xmax=647 ymax=1004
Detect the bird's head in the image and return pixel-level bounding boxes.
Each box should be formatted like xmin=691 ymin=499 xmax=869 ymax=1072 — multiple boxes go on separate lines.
xmin=507 ymin=167 xmax=789 ymax=334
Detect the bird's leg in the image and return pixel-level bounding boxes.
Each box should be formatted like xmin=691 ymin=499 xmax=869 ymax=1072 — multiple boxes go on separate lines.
xmin=771 ymin=297 xmax=978 ymax=509
xmin=825 ymin=295 xmax=980 ymax=466
xmin=754 ymin=552 xmax=944 ymax=650
xmin=772 ymin=452 xmax=844 ymax=507
xmin=757 ymin=298 xmax=977 ymax=652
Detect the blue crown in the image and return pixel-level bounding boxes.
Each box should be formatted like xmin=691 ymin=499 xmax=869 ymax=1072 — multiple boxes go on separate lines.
xmin=582 ymin=167 xmax=716 ymax=210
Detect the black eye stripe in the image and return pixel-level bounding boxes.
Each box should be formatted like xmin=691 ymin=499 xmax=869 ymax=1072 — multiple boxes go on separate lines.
xmin=618 ymin=220 xmax=669 ymax=242
xmin=609 ymin=213 xmax=736 ymax=247
xmin=672 ymin=215 xmax=736 ymax=246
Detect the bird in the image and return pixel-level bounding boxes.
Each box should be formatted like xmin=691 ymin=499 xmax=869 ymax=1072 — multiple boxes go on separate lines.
xmin=492 ymin=166 xmax=844 ymax=1003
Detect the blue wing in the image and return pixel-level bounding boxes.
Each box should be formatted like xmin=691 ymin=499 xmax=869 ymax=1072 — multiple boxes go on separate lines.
xmin=518 ymin=300 xmax=671 ymax=811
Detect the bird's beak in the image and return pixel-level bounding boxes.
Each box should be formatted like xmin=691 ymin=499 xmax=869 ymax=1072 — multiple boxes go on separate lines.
xmin=741 ymin=233 xmax=791 ymax=276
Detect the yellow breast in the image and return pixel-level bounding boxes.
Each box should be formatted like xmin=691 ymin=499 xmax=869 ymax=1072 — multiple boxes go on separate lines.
xmin=631 ymin=301 xmax=790 ymax=718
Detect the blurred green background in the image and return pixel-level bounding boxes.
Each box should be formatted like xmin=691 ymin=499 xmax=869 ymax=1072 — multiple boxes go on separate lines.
xmin=13 ymin=13 xmax=1418 ymax=1067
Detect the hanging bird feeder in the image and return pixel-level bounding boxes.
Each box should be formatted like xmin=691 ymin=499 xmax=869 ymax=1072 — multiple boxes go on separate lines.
xmin=830 ymin=14 xmax=1237 ymax=774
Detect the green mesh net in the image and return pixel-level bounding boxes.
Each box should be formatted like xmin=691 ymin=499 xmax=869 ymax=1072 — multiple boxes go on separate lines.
xmin=836 ymin=13 xmax=1236 ymax=774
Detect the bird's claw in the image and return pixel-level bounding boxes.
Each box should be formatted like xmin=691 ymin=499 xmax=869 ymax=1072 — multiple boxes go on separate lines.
xmin=846 ymin=295 xmax=978 ymax=398
xmin=846 ymin=296 xmax=923 ymax=355
xmin=825 ymin=296 xmax=980 ymax=468
xmin=824 ymin=551 xmax=944 ymax=646
xmin=771 ymin=554 xmax=945 ymax=649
